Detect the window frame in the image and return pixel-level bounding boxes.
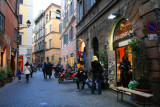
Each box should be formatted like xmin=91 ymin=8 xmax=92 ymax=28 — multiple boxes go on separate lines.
xmin=49 ymin=39 xmax=52 ymax=49
xmin=14 ymin=28 xmax=17 ymax=42
xmin=19 ymin=14 xmax=23 ymax=24
xmin=20 ymin=0 xmax=23 ymax=4
xmin=0 ymin=13 xmax=5 ymax=32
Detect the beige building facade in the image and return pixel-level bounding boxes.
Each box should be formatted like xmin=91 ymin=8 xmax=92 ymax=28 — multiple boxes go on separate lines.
xmin=44 ymin=4 xmax=61 ymax=64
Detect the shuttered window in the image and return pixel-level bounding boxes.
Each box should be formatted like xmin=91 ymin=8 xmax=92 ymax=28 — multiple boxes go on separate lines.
xmin=59 ymin=23 xmax=62 ymax=33
xmin=78 ymin=0 xmax=83 ymax=22
xmin=14 ymin=29 xmax=17 ymax=41
xmin=0 ymin=13 xmax=5 ymax=32
xmin=70 ymin=1 xmax=73 ymax=15
xmin=69 ymin=27 xmax=73 ymax=41
xmin=19 ymin=15 xmax=23 ymax=24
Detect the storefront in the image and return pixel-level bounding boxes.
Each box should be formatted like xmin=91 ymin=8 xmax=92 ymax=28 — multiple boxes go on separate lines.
xmin=109 ymin=18 xmax=134 ymax=88
xmin=19 ymin=55 xmax=23 ymax=72
xmin=77 ymin=39 xmax=86 ymax=68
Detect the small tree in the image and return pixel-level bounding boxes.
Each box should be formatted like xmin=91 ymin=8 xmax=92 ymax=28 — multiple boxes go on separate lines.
xmin=0 ymin=69 xmax=6 ymax=82
xmin=6 ymin=66 xmax=13 ymax=78
xmin=97 ymin=49 xmax=108 ymax=69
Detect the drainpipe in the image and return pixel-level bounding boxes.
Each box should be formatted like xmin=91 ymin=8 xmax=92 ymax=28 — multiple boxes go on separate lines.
xmin=155 ymin=8 xmax=160 ymax=65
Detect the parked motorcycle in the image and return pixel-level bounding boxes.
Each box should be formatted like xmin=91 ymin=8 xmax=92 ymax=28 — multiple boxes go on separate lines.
xmin=53 ymin=64 xmax=63 ymax=78
xmin=58 ymin=69 xmax=78 ymax=83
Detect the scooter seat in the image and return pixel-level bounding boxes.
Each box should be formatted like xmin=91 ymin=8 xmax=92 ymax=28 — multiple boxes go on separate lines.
xmin=70 ymin=71 xmax=76 ymax=73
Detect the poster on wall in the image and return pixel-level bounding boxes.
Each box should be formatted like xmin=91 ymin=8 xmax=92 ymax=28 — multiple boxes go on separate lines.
xmin=108 ymin=61 xmax=116 ymax=88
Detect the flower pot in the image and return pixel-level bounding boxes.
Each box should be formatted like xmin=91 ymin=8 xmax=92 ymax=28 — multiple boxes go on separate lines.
xmin=134 ymin=87 xmax=152 ymax=105
xmin=0 ymin=80 xmax=5 ymax=87
xmin=6 ymin=78 xmax=12 ymax=83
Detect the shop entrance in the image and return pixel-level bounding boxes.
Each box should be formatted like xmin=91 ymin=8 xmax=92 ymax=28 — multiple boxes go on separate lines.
xmin=116 ymin=46 xmax=133 ymax=87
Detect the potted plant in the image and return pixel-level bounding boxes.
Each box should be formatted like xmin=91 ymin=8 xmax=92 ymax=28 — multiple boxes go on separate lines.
xmin=6 ymin=66 xmax=13 ymax=83
xmin=0 ymin=69 xmax=6 ymax=87
xmin=128 ymin=39 xmax=152 ymax=104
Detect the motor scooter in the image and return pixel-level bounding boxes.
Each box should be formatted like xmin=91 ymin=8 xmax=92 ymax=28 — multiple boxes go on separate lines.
xmin=53 ymin=64 xmax=63 ymax=78
xmin=58 ymin=69 xmax=78 ymax=83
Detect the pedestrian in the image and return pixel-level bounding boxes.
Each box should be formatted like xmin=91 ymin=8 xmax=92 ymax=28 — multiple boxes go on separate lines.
xmin=23 ymin=61 xmax=31 ymax=83
xmin=30 ymin=63 xmax=34 ymax=77
xmin=76 ymin=65 xmax=87 ymax=92
xmin=16 ymin=69 xmax=22 ymax=82
xmin=42 ymin=62 xmax=45 ymax=79
xmin=119 ymin=55 xmax=131 ymax=88
xmin=90 ymin=56 xmax=103 ymax=95
xmin=48 ymin=62 xmax=53 ymax=79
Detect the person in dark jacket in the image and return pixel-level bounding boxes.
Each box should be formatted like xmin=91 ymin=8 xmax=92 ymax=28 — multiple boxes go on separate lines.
xmin=119 ymin=55 xmax=131 ymax=88
xmin=42 ymin=62 xmax=46 ymax=79
xmin=47 ymin=62 xmax=53 ymax=79
xmin=91 ymin=56 xmax=102 ymax=95
xmin=76 ymin=65 xmax=87 ymax=92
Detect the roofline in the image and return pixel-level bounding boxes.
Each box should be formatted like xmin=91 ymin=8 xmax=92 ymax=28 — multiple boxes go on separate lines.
xmin=44 ymin=3 xmax=61 ymax=13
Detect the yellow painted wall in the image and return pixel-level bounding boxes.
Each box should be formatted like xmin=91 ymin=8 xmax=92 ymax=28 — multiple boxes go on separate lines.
xmin=45 ymin=49 xmax=61 ymax=64
xmin=19 ymin=0 xmax=29 ymax=45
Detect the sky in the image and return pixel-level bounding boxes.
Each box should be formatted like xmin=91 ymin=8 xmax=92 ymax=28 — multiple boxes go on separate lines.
xmin=33 ymin=0 xmax=61 ymax=19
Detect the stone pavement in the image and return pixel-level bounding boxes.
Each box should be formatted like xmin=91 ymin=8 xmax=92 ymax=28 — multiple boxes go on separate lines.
xmin=0 ymin=70 xmax=158 ymax=107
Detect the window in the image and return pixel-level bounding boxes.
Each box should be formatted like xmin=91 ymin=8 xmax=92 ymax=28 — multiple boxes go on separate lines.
xmin=69 ymin=27 xmax=73 ymax=41
xmin=49 ymin=25 xmax=52 ymax=33
xmin=14 ymin=29 xmax=17 ymax=41
xmin=45 ymin=29 xmax=47 ymax=35
xmin=77 ymin=0 xmax=83 ymax=22
xmin=66 ymin=11 xmax=68 ymax=22
xmin=34 ymin=36 xmax=35 ymax=42
xmin=20 ymin=0 xmax=23 ymax=4
xmin=19 ymin=35 xmax=22 ymax=45
xmin=56 ymin=10 xmax=61 ymax=19
xmin=46 ymin=14 xmax=48 ymax=23
xmin=0 ymin=13 xmax=5 ymax=32
xmin=15 ymin=0 xmax=18 ymax=14
xmin=64 ymin=34 xmax=68 ymax=45
xmin=59 ymin=23 xmax=62 ymax=34
xmin=49 ymin=11 xmax=51 ymax=20
xmin=70 ymin=1 xmax=73 ymax=15
xmin=86 ymin=0 xmax=96 ymax=11
xmin=49 ymin=39 xmax=52 ymax=49
xmin=19 ymin=15 xmax=23 ymax=24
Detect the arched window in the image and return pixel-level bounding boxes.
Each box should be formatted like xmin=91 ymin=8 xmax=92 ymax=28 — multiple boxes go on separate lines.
xmin=46 ymin=14 xmax=48 ymax=23
xmin=49 ymin=11 xmax=51 ymax=20
xmin=56 ymin=10 xmax=61 ymax=19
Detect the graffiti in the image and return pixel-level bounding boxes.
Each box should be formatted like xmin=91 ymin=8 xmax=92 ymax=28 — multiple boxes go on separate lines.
xmin=108 ymin=61 xmax=116 ymax=88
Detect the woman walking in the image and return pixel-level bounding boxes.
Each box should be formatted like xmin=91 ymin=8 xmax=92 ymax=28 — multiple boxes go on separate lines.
xmin=24 ymin=61 xmax=31 ymax=83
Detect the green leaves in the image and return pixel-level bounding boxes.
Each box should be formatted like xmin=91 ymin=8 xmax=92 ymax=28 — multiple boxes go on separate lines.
xmin=6 ymin=66 xmax=13 ymax=78
xmin=97 ymin=49 xmax=108 ymax=69
xmin=0 ymin=69 xmax=6 ymax=82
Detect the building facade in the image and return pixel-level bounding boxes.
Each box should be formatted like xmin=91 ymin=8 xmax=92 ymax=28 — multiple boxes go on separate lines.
xmin=32 ymin=12 xmax=45 ymax=65
xmin=44 ymin=3 xmax=61 ymax=64
xmin=0 ymin=0 xmax=19 ymax=76
xmin=19 ymin=0 xmax=33 ymax=71
xmin=76 ymin=0 xmax=160 ymax=105
xmin=60 ymin=0 xmax=77 ymax=68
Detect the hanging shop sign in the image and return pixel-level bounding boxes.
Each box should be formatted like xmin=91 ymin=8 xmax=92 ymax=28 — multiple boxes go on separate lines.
xmin=118 ymin=39 xmax=131 ymax=47
xmin=114 ymin=19 xmax=133 ymax=41
xmin=146 ymin=21 xmax=158 ymax=33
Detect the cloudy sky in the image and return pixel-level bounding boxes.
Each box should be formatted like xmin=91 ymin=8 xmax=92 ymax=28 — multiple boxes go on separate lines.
xmin=33 ymin=0 xmax=61 ymax=19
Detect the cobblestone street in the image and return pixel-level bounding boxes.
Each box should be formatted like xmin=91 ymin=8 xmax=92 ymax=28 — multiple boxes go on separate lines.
xmin=0 ymin=70 xmax=157 ymax=107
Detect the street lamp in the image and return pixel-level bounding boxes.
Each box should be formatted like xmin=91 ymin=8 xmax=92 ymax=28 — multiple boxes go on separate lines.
xmin=26 ymin=20 xmax=31 ymax=28
xmin=17 ymin=20 xmax=31 ymax=71
xmin=108 ymin=13 xmax=121 ymax=19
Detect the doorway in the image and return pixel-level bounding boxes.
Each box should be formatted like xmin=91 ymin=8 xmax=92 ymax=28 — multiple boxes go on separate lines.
xmin=92 ymin=37 xmax=99 ymax=57
xmin=116 ymin=46 xmax=133 ymax=86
